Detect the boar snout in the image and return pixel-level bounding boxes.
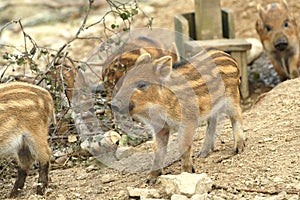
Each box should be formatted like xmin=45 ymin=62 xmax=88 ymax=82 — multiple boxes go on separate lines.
xmin=110 ymin=99 xmax=134 ymax=114
xmin=110 ymin=99 xmax=121 ymax=113
xmin=274 ymin=36 xmax=288 ymax=51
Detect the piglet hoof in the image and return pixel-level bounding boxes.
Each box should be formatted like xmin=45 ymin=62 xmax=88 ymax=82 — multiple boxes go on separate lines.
xmin=37 ymin=186 xmax=46 ymax=196
xmin=235 ymin=140 xmax=246 ymax=154
xmin=146 ymin=177 xmax=157 ymax=186
xmin=198 ymin=150 xmax=210 ymax=158
xmin=191 ymin=166 xmax=196 ymax=173
xmin=146 ymin=170 xmax=162 ymax=185
xmin=291 ymin=70 xmax=299 ymax=79
xmin=9 ymin=189 xmax=20 ymax=198
xmin=182 ymin=165 xmax=195 ymax=173
xmin=198 ymin=143 xmax=214 ymax=158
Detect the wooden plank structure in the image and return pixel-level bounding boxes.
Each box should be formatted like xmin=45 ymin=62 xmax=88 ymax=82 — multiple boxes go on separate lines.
xmin=174 ymin=0 xmax=251 ymax=98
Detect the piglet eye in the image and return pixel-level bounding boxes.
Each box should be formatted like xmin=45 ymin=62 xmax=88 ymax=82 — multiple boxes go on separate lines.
xmin=265 ymin=24 xmax=272 ymax=32
xmin=284 ymin=20 xmax=289 ymax=28
xmin=136 ymin=81 xmax=148 ymax=91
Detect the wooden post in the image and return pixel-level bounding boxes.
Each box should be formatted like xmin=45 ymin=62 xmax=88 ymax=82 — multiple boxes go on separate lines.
xmin=174 ymin=14 xmax=190 ymax=57
xmin=194 ymin=0 xmax=223 ymax=40
xmin=231 ymin=51 xmax=250 ymax=98
xmin=222 ymin=8 xmax=235 ymax=39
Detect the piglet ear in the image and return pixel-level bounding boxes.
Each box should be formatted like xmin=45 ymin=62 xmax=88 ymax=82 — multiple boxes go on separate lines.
xmin=257 ymin=4 xmax=266 ymax=19
xmin=153 ymin=56 xmax=173 ymax=80
xmin=135 ymin=53 xmax=151 ymax=66
xmin=255 ymin=18 xmax=264 ymax=35
xmin=139 ymin=48 xmax=149 ymax=55
xmin=281 ymin=0 xmax=289 ymax=10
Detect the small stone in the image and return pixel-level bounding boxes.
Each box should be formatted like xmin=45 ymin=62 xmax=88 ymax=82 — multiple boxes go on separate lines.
xmin=85 ymin=164 xmax=98 ymax=172
xmin=260 ymin=178 xmax=269 ymax=186
xmin=115 ymin=146 xmax=135 ymax=160
xmin=101 ymin=174 xmax=116 ymax=184
xmin=76 ymin=173 xmax=88 ymax=180
xmin=171 ymin=194 xmax=189 ymax=200
xmin=127 ymin=187 xmax=161 ymax=198
xmin=54 ymin=155 xmax=68 ymax=165
xmin=246 ymin=38 xmax=263 ymax=64
xmin=254 ymin=88 xmax=262 ymax=94
xmin=102 ymin=130 xmax=121 ymax=146
xmin=117 ymin=190 xmax=129 ymax=199
xmin=141 ymin=199 xmax=166 ymax=200
xmin=264 ymin=138 xmax=273 ymax=142
xmin=55 ymin=194 xmax=66 ymax=200
xmin=191 ymin=193 xmax=208 ymax=200
xmin=212 ymin=196 xmax=225 ymax=200
xmin=95 ymin=108 xmax=105 ymax=115
xmin=74 ymin=193 xmax=81 ymax=198
xmin=159 ymin=172 xmax=212 ymax=197
xmin=273 ymin=176 xmax=283 ymax=183
xmin=291 ymin=182 xmax=300 ymax=190
xmin=288 ymin=195 xmax=299 ymax=200
xmin=68 ymin=134 xmax=78 ymax=143
xmin=120 ymin=134 xmax=129 ymax=146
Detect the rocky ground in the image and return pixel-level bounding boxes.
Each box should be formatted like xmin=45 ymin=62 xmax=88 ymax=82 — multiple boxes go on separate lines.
xmin=0 ymin=0 xmax=300 ymax=199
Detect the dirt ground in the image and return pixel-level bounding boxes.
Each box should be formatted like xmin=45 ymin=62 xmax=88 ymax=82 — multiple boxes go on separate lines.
xmin=1 ymin=0 xmax=300 ymax=199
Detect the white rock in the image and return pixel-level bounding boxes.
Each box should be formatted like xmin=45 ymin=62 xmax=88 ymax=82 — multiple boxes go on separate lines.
xmin=191 ymin=193 xmax=207 ymax=200
xmin=288 ymin=195 xmax=299 ymax=200
xmin=141 ymin=198 xmax=167 ymax=200
xmin=171 ymin=194 xmax=189 ymax=200
xmin=115 ymin=146 xmax=135 ymax=160
xmin=127 ymin=187 xmax=161 ymax=199
xmin=159 ymin=172 xmax=212 ymax=197
xmin=254 ymin=192 xmax=287 ymax=200
xmin=55 ymin=194 xmax=67 ymax=200
xmin=102 ymin=130 xmax=121 ymax=146
xmin=246 ymin=38 xmax=263 ymax=64
xmin=211 ymin=196 xmax=225 ymax=200
xmin=268 ymin=192 xmax=287 ymax=200
xmin=273 ymin=176 xmax=283 ymax=183
xmin=290 ymin=182 xmax=300 ymax=190
xmin=101 ymin=174 xmax=116 ymax=184
xmin=141 ymin=199 xmax=167 ymax=200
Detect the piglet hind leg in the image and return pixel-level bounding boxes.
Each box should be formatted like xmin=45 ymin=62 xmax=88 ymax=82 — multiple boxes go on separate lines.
xmin=179 ymin=125 xmax=197 ymax=173
xmin=181 ymin=145 xmax=195 ymax=173
xmin=37 ymin=161 xmax=50 ymax=195
xmin=198 ymin=117 xmax=217 ymax=158
xmin=230 ymin=110 xmax=245 ymax=154
xmin=147 ymin=128 xmax=170 ymax=185
xmin=34 ymin=129 xmax=51 ymax=195
xmin=10 ymin=139 xmax=34 ymax=198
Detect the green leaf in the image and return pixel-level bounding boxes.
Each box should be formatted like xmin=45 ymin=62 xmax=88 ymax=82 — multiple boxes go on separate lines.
xmin=120 ymin=13 xmax=128 ymax=20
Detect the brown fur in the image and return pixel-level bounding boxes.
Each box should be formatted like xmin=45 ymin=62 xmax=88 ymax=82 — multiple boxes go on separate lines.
xmin=50 ymin=61 xmax=77 ymax=103
xmin=111 ymin=48 xmax=245 ymax=184
xmin=256 ymin=0 xmax=300 ymax=80
xmin=0 ymin=81 xmax=54 ymax=197
xmin=102 ymin=36 xmax=179 ymax=99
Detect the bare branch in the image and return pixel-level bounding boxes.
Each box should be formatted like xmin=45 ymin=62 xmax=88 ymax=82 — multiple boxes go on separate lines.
xmin=0 ymin=20 xmax=18 ymax=36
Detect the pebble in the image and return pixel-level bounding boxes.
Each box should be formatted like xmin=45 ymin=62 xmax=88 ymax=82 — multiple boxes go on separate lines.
xmin=101 ymin=174 xmax=116 ymax=184
xmin=127 ymin=187 xmax=161 ymax=198
xmin=273 ymin=176 xmax=283 ymax=183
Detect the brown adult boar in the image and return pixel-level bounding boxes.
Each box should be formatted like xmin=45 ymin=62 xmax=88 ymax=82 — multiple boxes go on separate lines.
xmin=256 ymin=0 xmax=300 ymax=81
xmin=111 ymin=47 xmax=245 ymax=184
xmin=0 ymin=82 xmax=54 ymax=197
